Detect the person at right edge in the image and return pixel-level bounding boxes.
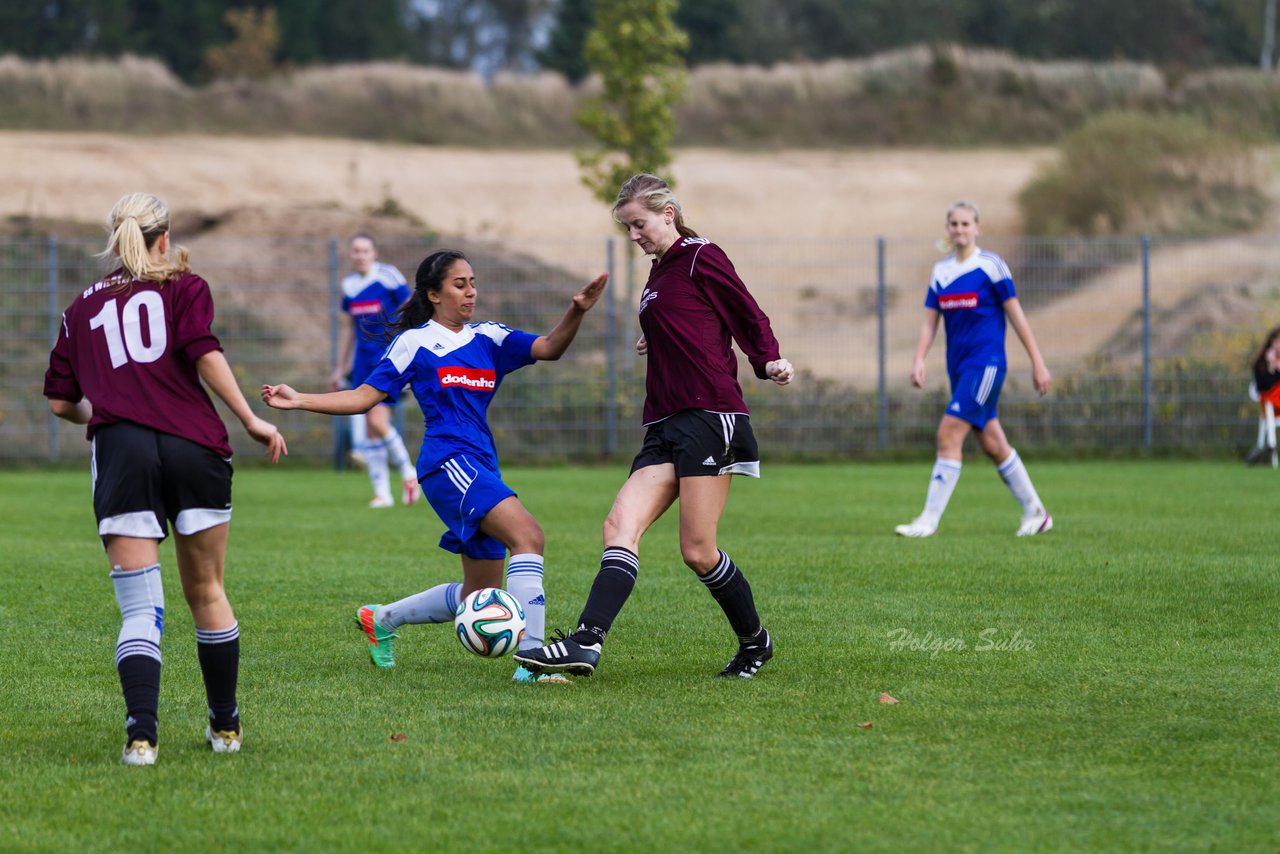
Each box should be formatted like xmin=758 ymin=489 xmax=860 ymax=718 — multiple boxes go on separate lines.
xmin=514 ymin=173 xmax=794 ymax=680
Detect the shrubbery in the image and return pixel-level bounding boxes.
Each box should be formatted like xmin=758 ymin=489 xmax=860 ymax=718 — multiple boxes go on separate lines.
xmin=7 ymin=44 xmax=1280 ymax=149
xmin=1018 ymin=111 xmax=1267 ymax=238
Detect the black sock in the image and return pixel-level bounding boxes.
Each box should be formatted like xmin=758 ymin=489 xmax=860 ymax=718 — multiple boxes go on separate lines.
xmin=699 ymin=551 xmax=765 ymax=646
xmin=573 ymin=547 xmax=639 ymax=645
xmin=117 ymin=655 xmax=161 ymax=745
xmin=196 ymin=624 xmax=240 ymax=732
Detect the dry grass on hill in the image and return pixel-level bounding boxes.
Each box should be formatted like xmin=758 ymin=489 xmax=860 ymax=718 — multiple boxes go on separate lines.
xmin=7 ymin=132 xmax=1280 ymax=386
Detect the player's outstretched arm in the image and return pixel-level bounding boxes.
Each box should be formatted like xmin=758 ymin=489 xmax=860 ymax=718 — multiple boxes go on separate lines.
xmin=530 ymin=273 xmax=608 ymax=361
xmin=1003 ymin=297 xmax=1051 ymax=396
xmin=261 ymin=382 xmax=387 ymax=416
xmin=196 ymin=350 xmax=288 ymax=463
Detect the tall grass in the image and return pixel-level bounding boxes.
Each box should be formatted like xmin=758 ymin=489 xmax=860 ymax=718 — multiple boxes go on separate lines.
xmin=7 ymin=45 xmax=1280 ymax=147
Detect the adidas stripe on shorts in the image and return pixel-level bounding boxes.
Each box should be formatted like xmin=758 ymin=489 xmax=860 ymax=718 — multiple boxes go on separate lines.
xmin=631 ymin=409 xmax=760 ymax=478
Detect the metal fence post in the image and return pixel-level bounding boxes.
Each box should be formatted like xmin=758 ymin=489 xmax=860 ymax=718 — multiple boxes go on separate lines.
xmin=1141 ymin=235 xmax=1152 ymax=450
xmin=47 ymin=236 xmax=59 ymax=463
xmin=328 ymin=238 xmax=345 ymax=470
xmin=876 ymin=236 xmax=888 ymax=452
xmin=605 ymin=237 xmax=618 ymax=457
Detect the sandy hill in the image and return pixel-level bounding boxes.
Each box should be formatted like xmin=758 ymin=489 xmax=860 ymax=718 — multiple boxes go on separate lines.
xmin=7 ymin=132 xmax=1279 ymax=388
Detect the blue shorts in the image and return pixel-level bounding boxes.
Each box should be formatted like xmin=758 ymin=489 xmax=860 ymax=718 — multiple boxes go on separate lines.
xmin=421 ymin=454 xmax=514 ymax=560
xmin=946 ymin=364 xmax=1006 ymax=430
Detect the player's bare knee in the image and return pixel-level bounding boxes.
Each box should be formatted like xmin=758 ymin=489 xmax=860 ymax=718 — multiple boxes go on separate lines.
xmin=513 ymin=522 xmax=544 ymax=555
xmin=680 ymin=544 xmax=718 ymax=574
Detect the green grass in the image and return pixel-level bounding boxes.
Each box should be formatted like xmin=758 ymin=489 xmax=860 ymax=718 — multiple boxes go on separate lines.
xmin=1 ymin=462 xmax=1276 ymax=851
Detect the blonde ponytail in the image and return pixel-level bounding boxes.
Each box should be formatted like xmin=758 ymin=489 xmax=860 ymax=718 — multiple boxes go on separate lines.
xmin=100 ymin=193 xmax=191 ymax=284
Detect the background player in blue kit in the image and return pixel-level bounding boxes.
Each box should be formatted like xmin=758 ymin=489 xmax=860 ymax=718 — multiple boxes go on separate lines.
xmin=895 ymin=200 xmax=1053 ymax=538
xmin=263 ymin=250 xmax=607 ymax=682
xmin=330 ymin=233 xmax=420 ymax=509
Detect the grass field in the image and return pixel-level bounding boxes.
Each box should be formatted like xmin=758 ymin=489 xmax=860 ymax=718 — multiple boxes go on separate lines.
xmin=1 ymin=461 xmax=1276 ymax=851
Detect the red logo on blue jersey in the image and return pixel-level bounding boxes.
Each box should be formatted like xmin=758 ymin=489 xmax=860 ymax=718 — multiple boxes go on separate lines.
xmin=938 ymin=292 xmax=978 ymax=310
xmin=438 ymin=367 xmax=497 ymax=391
xmin=349 ymin=299 xmax=383 ymax=316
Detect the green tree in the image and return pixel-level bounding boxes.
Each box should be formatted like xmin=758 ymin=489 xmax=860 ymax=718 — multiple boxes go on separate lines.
xmin=536 ymin=0 xmax=593 ymax=81
xmin=275 ymin=0 xmax=412 ymax=66
xmin=204 ymin=6 xmax=281 ymax=80
xmin=575 ymin=0 xmax=689 ymax=205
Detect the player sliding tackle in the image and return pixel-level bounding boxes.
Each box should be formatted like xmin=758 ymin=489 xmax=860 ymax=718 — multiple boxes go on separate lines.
xmin=263 ymin=250 xmax=607 ymax=683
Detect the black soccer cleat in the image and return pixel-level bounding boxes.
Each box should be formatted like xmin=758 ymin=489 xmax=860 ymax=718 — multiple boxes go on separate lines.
xmin=717 ymin=634 xmax=774 ymax=679
xmin=513 ymin=631 xmax=602 ymax=677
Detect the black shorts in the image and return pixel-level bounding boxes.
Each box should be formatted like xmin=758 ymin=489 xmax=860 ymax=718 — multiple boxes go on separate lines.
xmin=91 ymin=422 xmax=233 ymax=541
xmin=631 ymin=410 xmax=761 ymax=478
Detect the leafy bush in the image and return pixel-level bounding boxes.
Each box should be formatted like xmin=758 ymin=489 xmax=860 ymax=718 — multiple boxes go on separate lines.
xmin=1018 ymin=111 xmax=1267 ymax=238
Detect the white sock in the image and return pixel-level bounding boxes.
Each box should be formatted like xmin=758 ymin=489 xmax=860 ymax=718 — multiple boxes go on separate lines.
xmin=384 ymin=428 xmax=416 ymax=480
xmin=997 ymin=449 xmax=1043 ymax=515
xmin=364 ymin=437 xmax=391 ymax=502
xmin=379 ymin=583 xmax=463 ymax=630
xmin=505 ymin=553 xmax=546 ymax=650
xmin=111 ymin=564 xmax=165 ymax=666
xmin=350 ymin=414 xmax=367 ymax=450
xmin=922 ymin=458 xmax=962 ymax=526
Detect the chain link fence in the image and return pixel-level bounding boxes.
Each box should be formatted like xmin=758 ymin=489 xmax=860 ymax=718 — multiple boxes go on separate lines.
xmin=4 ymin=233 xmax=1274 ymax=466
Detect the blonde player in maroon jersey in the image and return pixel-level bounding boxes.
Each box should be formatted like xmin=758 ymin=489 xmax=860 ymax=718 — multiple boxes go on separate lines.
xmin=44 ymin=192 xmax=287 ymax=766
xmin=515 ymin=173 xmax=794 ymax=680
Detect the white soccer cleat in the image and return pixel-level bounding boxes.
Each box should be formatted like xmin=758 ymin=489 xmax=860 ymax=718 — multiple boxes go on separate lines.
xmin=206 ymin=725 xmax=243 ymax=753
xmin=1017 ymin=507 xmax=1053 ymax=537
xmin=894 ymin=516 xmax=937 ymax=537
xmin=368 ymin=495 xmax=394 ymax=509
xmin=121 ymin=739 xmax=157 ymax=766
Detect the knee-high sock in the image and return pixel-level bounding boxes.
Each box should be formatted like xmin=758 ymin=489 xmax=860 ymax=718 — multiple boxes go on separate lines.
xmin=505 ymin=553 xmax=546 ymax=650
xmin=378 ymin=583 xmax=463 ymax=630
xmin=573 ymin=547 xmax=639 ymax=645
xmin=111 ymin=564 xmax=164 ymax=745
xmin=698 ymin=551 xmax=766 ymax=646
xmin=350 ymin=414 xmax=367 ymax=452
xmin=196 ymin=623 xmax=240 ymax=732
xmin=363 ymin=436 xmax=391 ymax=502
xmin=997 ymin=448 xmax=1043 ymax=514
xmin=383 ymin=427 xmax=416 ymax=480
xmin=922 ymin=458 xmax=963 ymax=526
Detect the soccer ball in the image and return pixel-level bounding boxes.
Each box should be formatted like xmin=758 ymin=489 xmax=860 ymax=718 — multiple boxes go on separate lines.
xmin=454 ymin=587 xmax=525 ymax=657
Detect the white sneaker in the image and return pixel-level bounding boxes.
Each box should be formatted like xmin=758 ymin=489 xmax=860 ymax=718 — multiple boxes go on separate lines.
xmin=894 ymin=516 xmax=937 ymax=537
xmin=206 ymin=725 xmax=243 ymax=753
xmin=1017 ymin=507 xmax=1053 ymax=537
xmin=348 ymin=450 xmax=368 ymax=470
xmin=402 ymin=477 xmax=421 ymax=506
xmin=121 ymin=739 xmax=157 ymax=766
xmin=368 ymin=495 xmax=394 ymax=509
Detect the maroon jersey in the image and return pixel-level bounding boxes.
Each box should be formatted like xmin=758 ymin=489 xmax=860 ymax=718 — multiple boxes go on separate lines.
xmin=637 ymin=237 xmax=781 ymax=424
xmin=43 ymin=269 xmax=233 ymax=456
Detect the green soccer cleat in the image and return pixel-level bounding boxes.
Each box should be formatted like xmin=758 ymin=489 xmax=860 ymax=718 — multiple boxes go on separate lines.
xmin=512 ymin=664 xmax=573 ymax=684
xmin=355 ymin=604 xmax=398 ymax=668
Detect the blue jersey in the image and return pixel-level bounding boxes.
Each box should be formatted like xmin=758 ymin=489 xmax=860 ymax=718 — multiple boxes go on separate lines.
xmin=363 ymin=319 xmax=538 ymax=475
xmin=924 ymin=250 xmax=1016 ymax=377
xmin=341 ymin=263 xmax=411 ymax=384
